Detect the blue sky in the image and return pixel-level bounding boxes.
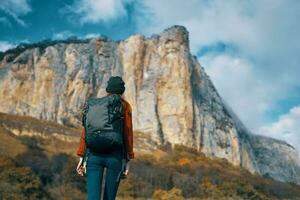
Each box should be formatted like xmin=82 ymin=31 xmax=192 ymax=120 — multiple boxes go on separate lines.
xmin=1 ymin=0 xmax=300 ymax=153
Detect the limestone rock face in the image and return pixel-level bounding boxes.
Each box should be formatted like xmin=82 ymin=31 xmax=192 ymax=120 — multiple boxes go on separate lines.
xmin=0 ymin=26 xmax=299 ymax=184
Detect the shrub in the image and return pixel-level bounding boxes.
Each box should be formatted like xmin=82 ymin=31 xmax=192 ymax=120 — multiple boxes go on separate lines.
xmin=152 ymin=187 xmax=184 ymax=200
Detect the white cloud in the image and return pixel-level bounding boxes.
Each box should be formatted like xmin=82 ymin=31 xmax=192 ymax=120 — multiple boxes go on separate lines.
xmin=0 ymin=0 xmax=31 ymax=26
xmin=84 ymin=33 xmax=101 ymax=39
xmin=52 ymin=31 xmax=74 ymax=40
xmin=201 ymin=53 xmax=283 ymax=130
xmin=65 ymin=0 xmax=132 ymax=24
xmin=137 ymin=0 xmax=300 ymax=57
xmin=259 ymin=106 xmax=300 ymax=154
xmin=0 ymin=41 xmax=16 ymax=52
xmin=134 ymin=0 xmax=300 ymax=134
xmin=52 ymin=31 xmax=103 ymax=40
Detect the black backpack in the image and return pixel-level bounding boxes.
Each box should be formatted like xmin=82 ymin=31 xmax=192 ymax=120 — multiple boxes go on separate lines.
xmin=82 ymin=94 xmax=124 ymax=153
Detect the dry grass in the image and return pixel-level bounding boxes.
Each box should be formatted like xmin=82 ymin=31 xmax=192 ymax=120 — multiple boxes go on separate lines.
xmin=0 ymin=112 xmax=300 ymax=199
xmin=0 ymin=127 xmax=27 ymax=157
xmin=0 ymin=112 xmax=80 ymax=137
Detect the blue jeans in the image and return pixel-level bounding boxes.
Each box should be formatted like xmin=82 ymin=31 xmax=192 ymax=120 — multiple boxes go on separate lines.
xmin=86 ymin=149 xmax=124 ymax=200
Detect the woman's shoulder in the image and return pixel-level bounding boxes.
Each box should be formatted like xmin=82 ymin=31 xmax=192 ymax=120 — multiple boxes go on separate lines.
xmin=121 ymin=98 xmax=132 ymax=111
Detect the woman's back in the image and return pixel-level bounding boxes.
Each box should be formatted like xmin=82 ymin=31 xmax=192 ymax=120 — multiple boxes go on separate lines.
xmin=76 ymin=76 xmax=134 ymax=200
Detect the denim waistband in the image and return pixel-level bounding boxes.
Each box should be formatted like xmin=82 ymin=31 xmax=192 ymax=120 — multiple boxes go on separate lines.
xmin=88 ymin=147 xmax=124 ymax=160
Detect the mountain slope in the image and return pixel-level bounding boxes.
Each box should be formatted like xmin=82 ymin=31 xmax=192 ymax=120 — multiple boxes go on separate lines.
xmin=1 ymin=112 xmax=300 ymax=200
xmin=0 ymin=25 xmax=299 ymax=184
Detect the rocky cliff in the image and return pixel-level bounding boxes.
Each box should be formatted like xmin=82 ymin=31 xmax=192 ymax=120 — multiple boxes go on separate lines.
xmin=0 ymin=26 xmax=299 ymax=184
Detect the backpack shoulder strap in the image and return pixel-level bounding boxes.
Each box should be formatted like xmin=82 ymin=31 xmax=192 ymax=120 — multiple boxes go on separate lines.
xmin=81 ymin=101 xmax=89 ymax=127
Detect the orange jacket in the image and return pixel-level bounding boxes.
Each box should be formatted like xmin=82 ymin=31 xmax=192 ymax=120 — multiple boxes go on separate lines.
xmin=76 ymin=96 xmax=134 ymax=160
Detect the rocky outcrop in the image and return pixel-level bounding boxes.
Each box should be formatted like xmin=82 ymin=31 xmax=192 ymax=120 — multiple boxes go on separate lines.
xmin=0 ymin=26 xmax=299 ymax=184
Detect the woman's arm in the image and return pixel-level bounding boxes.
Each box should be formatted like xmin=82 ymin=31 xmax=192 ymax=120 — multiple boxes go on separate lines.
xmin=76 ymin=127 xmax=86 ymax=176
xmin=76 ymin=127 xmax=86 ymax=157
xmin=123 ymin=101 xmax=134 ymax=160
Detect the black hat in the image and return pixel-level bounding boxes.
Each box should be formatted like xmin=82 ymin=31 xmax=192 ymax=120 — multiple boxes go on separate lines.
xmin=105 ymin=76 xmax=125 ymax=94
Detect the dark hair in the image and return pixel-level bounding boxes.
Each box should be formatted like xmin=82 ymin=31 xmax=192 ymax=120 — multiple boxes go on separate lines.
xmin=105 ymin=76 xmax=125 ymax=95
